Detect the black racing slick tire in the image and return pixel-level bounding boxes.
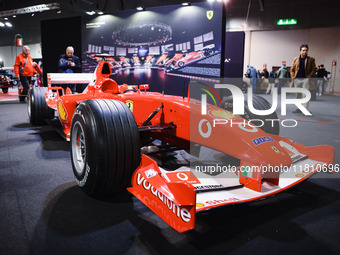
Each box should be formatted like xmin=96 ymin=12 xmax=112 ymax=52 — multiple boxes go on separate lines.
xmin=2 ymin=88 xmax=8 ymax=93
xmin=28 ymin=87 xmax=54 ymax=125
xmin=70 ymin=99 xmax=141 ymax=197
xmin=222 ymin=94 xmax=279 ymax=135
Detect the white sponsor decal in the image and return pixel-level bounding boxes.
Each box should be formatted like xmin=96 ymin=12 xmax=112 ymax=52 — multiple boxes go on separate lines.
xmin=76 ymin=163 xmax=90 ymax=187
xmin=195 ymin=184 xmax=223 ymax=191
xmin=205 ymin=197 xmax=240 ymax=205
xmin=145 ymin=169 xmax=157 ymax=178
xmin=198 ymin=119 xmax=212 ymax=138
xmin=136 ymin=173 xmax=191 ymax=223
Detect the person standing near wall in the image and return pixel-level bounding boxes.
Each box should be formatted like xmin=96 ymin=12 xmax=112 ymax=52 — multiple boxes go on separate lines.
xmin=290 ymin=44 xmax=316 ymax=114
xmin=266 ymin=68 xmax=276 ymax=94
xmin=14 ymin=45 xmax=42 ymax=102
xmin=58 ymin=46 xmax=81 ymax=92
xmin=261 ymin=68 xmax=269 ymax=79
xmin=246 ymin=65 xmax=257 ymax=94
xmin=277 ymin=64 xmax=289 ymax=94
xmin=316 ymin=64 xmax=327 ymax=96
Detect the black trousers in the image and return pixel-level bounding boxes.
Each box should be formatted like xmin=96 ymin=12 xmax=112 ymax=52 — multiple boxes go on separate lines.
xmin=20 ymin=76 xmax=32 ymax=96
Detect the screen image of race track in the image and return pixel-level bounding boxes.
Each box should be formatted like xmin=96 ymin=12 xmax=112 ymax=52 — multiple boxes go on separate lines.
xmin=81 ymin=2 xmax=222 ymax=96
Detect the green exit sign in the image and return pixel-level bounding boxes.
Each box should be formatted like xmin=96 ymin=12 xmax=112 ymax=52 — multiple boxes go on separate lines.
xmin=277 ymin=19 xmax=297 ymax=25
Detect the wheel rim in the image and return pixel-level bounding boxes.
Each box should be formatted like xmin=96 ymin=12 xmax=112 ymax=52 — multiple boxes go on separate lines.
xmin=72 ymin=121 xmax=86 ymax=175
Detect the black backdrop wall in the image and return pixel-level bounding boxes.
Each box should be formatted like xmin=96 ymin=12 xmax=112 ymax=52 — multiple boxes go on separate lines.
xmin=41 ymin=17 xmax=82 ymax=86
xmin=224 ymin=31 xmax=245 ymax=78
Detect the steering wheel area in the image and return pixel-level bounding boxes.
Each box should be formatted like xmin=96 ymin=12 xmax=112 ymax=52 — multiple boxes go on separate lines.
xmin=123 ymin=88 xmax=139 ymax=93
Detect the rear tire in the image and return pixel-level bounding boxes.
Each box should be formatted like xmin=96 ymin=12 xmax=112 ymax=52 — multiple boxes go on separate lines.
xmin=70 ymin=99 xmax=141 ymax=197
xmin=28 ymin=87 xmax=54 ymax=125
xmin=222 ymin=95 xmax=279 ymax=135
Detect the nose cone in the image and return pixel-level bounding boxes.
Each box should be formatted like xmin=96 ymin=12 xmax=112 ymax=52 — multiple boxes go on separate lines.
xmin=246 ymin=138 xmax=292 ymax=168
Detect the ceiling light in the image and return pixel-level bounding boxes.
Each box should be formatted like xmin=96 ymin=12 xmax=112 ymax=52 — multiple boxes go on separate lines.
xmin=0 ymin=22 xmax=4 ymax=27
xmin=5 ymin=22 xmax=12 ymax=27
xmin=32 ymin=13 xmax=35 ymax=16
xmin=4 ymin=17 xmax=8 ymax=20
xmin=13 ymin=15 xmax=16 ymax=18
xmin=136 ymin=6 xmax=145 ymax=11
xmin=97 ymin=11 xmax=104 ymax=15
xmin=85 ymin=11 xmax=96 ymax=15
xmin=182 ymin=2 xmax=191 ymax=6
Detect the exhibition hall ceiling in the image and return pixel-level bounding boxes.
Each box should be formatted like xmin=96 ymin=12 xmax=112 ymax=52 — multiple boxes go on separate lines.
xmin=0 ymin=0 xmax=206 ymax=46
xmin=0 ymin=0 xmax=206 ymax=15
xmin=0 ymin=0 xmax=340 ymax=46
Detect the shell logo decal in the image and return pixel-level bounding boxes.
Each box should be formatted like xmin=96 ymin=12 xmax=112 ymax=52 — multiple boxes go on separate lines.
xmin=209 ymin=109 xmax=235 ymax=119
xmin=58 ymin=101 xmax=67 ymax=121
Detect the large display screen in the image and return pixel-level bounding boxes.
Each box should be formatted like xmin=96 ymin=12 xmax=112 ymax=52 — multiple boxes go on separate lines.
xmin=81 ymin=2 xmax=223 ymax=95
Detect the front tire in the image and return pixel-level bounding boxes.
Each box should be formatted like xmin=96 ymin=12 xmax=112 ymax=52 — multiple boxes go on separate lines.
xmin=70 ymin=99 xmax=141 ymax=197
xmin=28 ymin=87 xmax=54 ymax=125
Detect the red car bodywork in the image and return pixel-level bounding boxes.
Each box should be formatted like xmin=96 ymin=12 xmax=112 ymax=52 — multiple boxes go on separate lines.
xmin=175 ymin=51 xmax=205 ymax=67
xmin=119 ymin=56 xmax=130 ymax=67
xmin=36 ymin=59 xmax=334 ymax=233
xmin=165 ymin=53 xmax=183 ymax=66
xmin=155 ymin=54 xmax=168 ymax=66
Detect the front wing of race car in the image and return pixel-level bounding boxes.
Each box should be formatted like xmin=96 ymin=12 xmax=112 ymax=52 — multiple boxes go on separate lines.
xmin=128 ymin=136 xmax=334 ymax=233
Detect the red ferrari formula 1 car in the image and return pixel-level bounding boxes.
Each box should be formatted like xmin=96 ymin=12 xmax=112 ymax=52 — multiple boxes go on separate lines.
xmin=28 ymin=55 xmax=334 ymax=233
xmin=155 ymin=54 xmax=168 ymax=66
xmin=175 ymin=45 xmax=215 ymax=67
xmin=175 ymin=51 xmax=205 ymax=67
xmin=165 ymin=53 xmax=183 ymax=68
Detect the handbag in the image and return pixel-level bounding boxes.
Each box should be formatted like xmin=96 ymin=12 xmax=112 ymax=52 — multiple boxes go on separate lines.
xmin=19 ymin=57 xmax=28 ymax=76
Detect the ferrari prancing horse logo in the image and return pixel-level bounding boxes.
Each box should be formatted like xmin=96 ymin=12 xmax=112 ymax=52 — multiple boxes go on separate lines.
xmin=126 ymin=100 xmax=133 ymax=112
xmin=206 ymin=10 xmax=214 ymax=20
xmin=271 ymin=146 xmax=280 ymax=154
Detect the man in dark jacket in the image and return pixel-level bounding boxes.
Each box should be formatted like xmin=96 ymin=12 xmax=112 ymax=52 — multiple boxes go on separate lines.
xmin=58 ymin=46 xmax=81 ymax=73
xmin=290 ymin=44 xmax=316 ymax=114
xmin=58 ymin=46 xmax=81 ymax=92
xmin=316 ymin=64 xmax=327 ymax=96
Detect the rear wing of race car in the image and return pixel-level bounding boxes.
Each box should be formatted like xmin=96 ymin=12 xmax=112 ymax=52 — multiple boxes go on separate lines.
xmin=45 ymin=73 xmax=94 ymax=109
xmin=47 ymin=73 xmax=94 ymax=90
